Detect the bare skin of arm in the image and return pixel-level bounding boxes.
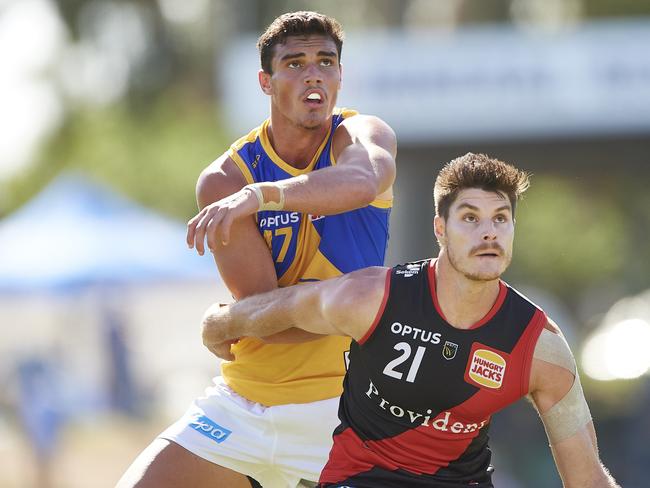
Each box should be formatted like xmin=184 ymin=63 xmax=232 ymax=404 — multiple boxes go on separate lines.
xmin=186 ymin=114 xmax=396 ymax=252
xmin=196 ymin=156 xmax=278 ymax=297
xmin=202 ymin=266 xmax=389 ymax=359
xmin=528 ymin=321 xmax=620 ymax=488
xmin=189 ymin=115 xmax=394 ymax=347
xmin=194 ymin=155 xmax=282 ymax=358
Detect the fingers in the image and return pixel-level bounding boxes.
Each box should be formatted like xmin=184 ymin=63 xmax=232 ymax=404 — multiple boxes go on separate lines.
xmin=216 ymin=190 xmax=257 ymax=245
xmin=186 ymin=211 xmax=203 ymax=249
xmin=205 ymin=208 xmax=236 ymax=251
xmin=187 ymin=188 xmax=256 ymax=254
xmin=218 ymin=214 xmax=235 ymax=246
xmin=195 ymin=212 xmax=212 ymax=256
xmin=192 ymin=204 xmax=225 ymax=256
xmin=187 ymin=206 xmax=211 ymax=255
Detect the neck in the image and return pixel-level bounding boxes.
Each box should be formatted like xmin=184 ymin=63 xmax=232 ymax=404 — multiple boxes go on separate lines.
xmin=267 ymin=108 xmax=331 ymax=169
xmin=434 ymin=251 xmax=501 ymax=330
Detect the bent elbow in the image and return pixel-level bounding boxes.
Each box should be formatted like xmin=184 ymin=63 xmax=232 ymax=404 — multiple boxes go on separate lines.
xmin=360 ymin=181 xmax=379 ymax=206
xmin=348 ymin=170 xmax=379 ymax=207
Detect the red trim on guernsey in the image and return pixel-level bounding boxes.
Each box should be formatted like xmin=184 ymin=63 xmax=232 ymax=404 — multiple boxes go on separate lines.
xmin=358 ymin=269 xmax=392 ymax=345
xmin=427 ymin=259 xmax=507 ymax=330
xmin=427 ymin=259 xmax=443 ymax=319
xmin=520 ymin=309 xmax=547 ymax=395
xmin=319 ymin=427 xmax=397 ymax=484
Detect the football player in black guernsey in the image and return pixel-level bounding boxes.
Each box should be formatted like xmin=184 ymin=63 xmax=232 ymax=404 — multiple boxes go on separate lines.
xmin=202 ymin=153 xmax=620 ymax=488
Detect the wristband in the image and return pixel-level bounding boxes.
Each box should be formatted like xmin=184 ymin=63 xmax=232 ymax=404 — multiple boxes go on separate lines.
xmin=246 ymin=184 xmax=285 ymax=211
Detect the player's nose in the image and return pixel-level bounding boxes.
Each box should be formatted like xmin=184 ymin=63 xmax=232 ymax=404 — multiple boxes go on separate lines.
xmin=303 ymin=63 xmax=323 ymax=84
xmin=481 ymin=222 xmax=498 ymax=240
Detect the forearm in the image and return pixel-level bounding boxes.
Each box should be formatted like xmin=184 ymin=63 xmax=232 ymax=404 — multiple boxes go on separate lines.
xmin=252 ymin=165 xmax=378 ymax=216
xmin=251 ymin=128 xmax=395 ymax=216
xmin=202 ymin=281 xmax=327 ymax=347
xmin=556 ymin=461 xmax=620 ymax=488
xmin=202 ymin=268 xmax=385 ymax=349
xmin=203 ymin=289 xmax=294 ymax=344
xmin=549 ymin=427 xmax=620 ymax=488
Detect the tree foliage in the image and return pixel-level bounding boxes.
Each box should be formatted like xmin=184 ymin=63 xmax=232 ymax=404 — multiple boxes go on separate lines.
xmin=509 ymin=175 xmax=628 ymax=303
xmin=6 ymin=92 xmax=229 ymax=220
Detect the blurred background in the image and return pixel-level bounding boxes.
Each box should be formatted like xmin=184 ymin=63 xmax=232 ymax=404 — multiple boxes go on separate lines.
xmin=1 ymin=0 xmax=649 ymax=486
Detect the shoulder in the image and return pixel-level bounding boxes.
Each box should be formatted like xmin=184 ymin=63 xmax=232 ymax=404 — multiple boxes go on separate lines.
xmin=229 ymin=123 xmax=264 ymax=154
xmin=533 ymin=316 xmax=574 ymax=366
xmin=529 ymin=316 xmax=576 ymax=398
xmin=334 ymin=113 xmax=396 ymax=144
xmin=332 ymin=113 xmax=396 ymax=158
xmin=196 ymin=152 xmax=249 ymax=208
xmin=533 ymin=317 xmax=575 ymax=370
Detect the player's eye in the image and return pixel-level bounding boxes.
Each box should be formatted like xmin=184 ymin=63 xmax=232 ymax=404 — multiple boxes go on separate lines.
xmin=288 ymin=61 xmax=301 ymax=68
xmin=463 ymin=214 xmax=477 ymax=223
xmin=494 ymin=214 xmax=507 ymax=223
xmin=320 ymin=58 xmax=333 ymax=67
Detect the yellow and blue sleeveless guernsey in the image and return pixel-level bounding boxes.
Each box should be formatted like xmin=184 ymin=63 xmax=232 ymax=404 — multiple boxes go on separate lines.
xmin=222 ymin=108 xmax=392 ymax=406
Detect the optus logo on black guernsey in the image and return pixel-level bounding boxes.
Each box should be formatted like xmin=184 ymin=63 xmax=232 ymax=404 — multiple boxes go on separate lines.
xmin=390 ymin=321 xmax=442 ymax=344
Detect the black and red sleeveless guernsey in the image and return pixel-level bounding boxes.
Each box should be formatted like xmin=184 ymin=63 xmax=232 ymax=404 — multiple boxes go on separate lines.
xmin=319 ymin=259 xmax=547 ymax=488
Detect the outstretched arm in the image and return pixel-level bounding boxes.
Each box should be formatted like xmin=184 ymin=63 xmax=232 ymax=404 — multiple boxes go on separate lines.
xmin=528 ymin=320 xmax=620 ymax=488
xmin=202 ymin=266 xmax=389 ymax=359
xmin=187 ymin=114 xmax=397 ymax=252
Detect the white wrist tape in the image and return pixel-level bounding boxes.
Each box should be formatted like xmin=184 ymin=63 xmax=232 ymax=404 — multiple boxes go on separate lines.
xmin=247 ymin=184 xmax=285 ymax=211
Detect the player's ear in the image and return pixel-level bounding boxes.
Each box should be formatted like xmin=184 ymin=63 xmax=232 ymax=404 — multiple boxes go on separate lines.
xmin=433 ymin=216 xmax=446 ymax=246
xmin=338 ymin=63 xmax=343 ymax=90
xmin=259 ymin=70 xmax=272 ymax=95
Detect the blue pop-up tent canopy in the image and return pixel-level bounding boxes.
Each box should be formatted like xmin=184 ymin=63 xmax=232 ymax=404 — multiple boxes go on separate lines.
xmin=0 ymin=173 xmax=224 ymax=449
xmin=0 ymin=172 xmax=217 ymax=292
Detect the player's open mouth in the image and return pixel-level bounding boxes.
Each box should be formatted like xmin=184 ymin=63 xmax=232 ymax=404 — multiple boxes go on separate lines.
xmin=304 ymin=91 xmax=324 ymax=105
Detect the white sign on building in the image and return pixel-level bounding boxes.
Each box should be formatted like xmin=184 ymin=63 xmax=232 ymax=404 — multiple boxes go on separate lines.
xmin=219 ymin=20 xmax=650 ymax=142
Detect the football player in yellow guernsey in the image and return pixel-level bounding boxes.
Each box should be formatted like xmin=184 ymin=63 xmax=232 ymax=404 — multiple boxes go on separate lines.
xmin=117 ymin=11 xmax=396 ymax=488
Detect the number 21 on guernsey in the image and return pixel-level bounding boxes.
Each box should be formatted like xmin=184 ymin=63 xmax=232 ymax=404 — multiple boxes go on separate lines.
xmin=383 ymin=342 xmax=426 ymax=383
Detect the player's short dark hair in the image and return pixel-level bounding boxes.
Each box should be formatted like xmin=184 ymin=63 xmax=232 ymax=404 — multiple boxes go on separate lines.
xmin=434 ymin=153 xmax=530 ymax=219
xmin=257 ymin=11 xmax=344 ymax=74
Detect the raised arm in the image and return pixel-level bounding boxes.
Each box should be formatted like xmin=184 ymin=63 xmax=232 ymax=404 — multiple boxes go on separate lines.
xmin=202 ymin=266 xmax=389 ymax=359
xmin=528 ymin=319 xmax=620 ymax=488
xmin=187 ymin=114 xmax=396 ymax=252
xmin=275 ymin=114 xmax=397 ymax=213
xmin=193 ymin=154 xmax=278 ymax=298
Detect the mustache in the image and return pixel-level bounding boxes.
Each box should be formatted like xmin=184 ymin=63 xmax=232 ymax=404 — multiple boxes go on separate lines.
xmin=470 ymin=243 xmax=504 ymax=255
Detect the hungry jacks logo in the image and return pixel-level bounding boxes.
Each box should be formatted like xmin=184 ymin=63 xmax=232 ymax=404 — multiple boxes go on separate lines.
xmin=464 ymin=343 xmax=508 ymax=390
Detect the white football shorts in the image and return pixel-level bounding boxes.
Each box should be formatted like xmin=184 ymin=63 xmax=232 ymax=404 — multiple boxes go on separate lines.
xmin=159 ymin=376 xmax=340 ymax=488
